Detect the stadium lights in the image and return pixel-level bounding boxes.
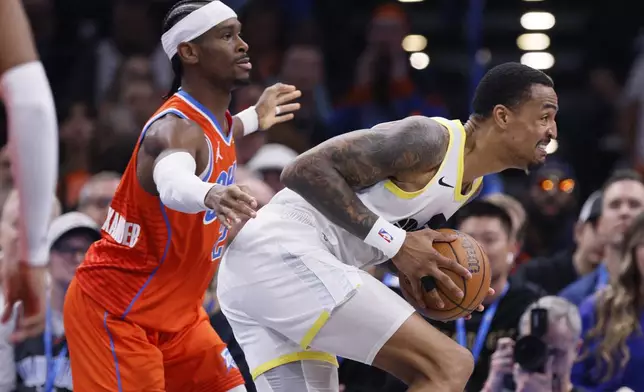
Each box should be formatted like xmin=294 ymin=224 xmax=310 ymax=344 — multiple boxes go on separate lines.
xmin=402 ymin=35 xmax=428 ymax=52
xmin=521 ymin=52 xmax=555 ymax=70
xmin=475 ymin=48 xmax=492 ymax=65
xmin=520 ymin=12 xmax=555 ymax=30
xmin=545 ymin=139 xmax=558 ymax=154
xmin=517 ymin=33 xmax=551 ymax=51
xmin=409 ymin=52 xmax=430 ymax=70
xmin=398 ymin=0 xmax=424 ymax=3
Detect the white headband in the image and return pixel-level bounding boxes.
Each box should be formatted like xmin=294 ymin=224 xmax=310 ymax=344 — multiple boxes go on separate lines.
xmin=161 ymin=1 xmax=237 ymax=60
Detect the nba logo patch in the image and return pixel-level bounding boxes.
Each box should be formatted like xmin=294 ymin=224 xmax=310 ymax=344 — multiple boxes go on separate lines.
xmin=378 ymin=228 xmax=393 ymax=243
xmin=221 ymin=347 xmax=238 ymax=372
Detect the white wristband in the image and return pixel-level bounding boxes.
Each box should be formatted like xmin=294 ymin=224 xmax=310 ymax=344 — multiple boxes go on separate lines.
xmin=237 ymin=106 xmax=259 ymax=136
xmin=364 ymin=217 xmax=407 ymax=259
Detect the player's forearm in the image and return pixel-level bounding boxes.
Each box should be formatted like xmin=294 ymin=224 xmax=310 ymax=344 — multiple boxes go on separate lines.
xmin=0 ymin=62 xmax=58 ymax=266
xmin=282 ymin=160 xmax=378 ymax=238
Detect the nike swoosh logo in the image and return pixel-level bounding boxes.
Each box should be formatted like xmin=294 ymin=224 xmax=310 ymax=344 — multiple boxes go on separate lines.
xmin=438 ymin=177 xmax=454 ymax=188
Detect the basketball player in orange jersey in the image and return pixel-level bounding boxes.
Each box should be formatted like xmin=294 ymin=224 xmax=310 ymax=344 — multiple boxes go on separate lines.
xmin=0 ymin=0 xmax=58 ymax=342
xmin=62 ymin=1 xmax=300 ymax=391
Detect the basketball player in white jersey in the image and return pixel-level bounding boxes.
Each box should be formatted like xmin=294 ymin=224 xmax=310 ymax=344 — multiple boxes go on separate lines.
xmin=217 ymin=62 xmax=558 ymax=391
xmin=0 ymin=0 xmax=58 ymax=342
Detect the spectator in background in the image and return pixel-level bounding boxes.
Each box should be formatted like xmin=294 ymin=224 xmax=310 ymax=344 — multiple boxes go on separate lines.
xmin=76 ymin=171 xmax=121 ymax=226
xmin=268 ymin=43 xmax=327 ymax=149
xmin=484 ymin=193 xmax=528 ymax=261
xmin=514 ymin=191 xmax=605 ymax=295
xmin=57 ymin=102 xmax=96 ymax=210
xmin=241 ymin=0 xmax=285 ymax=83
xmin=331 ymin=4 xmax=448 ymax=132
xmin=66 ymin=0 xmax=171 ymax=108
xmin=482 ymin=296 xmax=582 ymax=392
xmin=447 ymin=201 xmax=544 ymax=392
xmin=267 ymin=42 xmax=335 ymax=152
xmin=522 ymin=160 xmax=579 ymax=259
xmin=233 ymin=84 xmax=267 ymax=165
xmin=573 ymin=212 xmax=644 ymax=392
xmin=0 ymin=190 xmax=61 ymax=391
xmin=100 ymin=56 xmax=162 ymax=130
xmin=14 ymin=212 xmax=100 ymax=392
xmin=246 ymin=143 xmax=298 ymax=193
xmin=560 ymin=170 xmax=644 ymax=305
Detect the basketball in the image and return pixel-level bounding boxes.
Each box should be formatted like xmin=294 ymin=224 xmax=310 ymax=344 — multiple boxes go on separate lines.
xmin=399 ymin=228 xmax=491 ymax=322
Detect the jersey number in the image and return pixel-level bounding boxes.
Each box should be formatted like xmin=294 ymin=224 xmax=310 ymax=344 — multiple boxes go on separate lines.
xmin=203 ymin=163 xmax=236 ymax=262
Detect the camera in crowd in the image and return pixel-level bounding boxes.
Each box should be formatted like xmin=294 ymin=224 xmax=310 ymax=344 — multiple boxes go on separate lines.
xmin=513 ymin=307 xmax=549 ymax=373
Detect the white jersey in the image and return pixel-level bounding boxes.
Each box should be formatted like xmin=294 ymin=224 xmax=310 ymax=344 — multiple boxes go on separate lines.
xmin=268 ymin=117 xmax=483 ymax=269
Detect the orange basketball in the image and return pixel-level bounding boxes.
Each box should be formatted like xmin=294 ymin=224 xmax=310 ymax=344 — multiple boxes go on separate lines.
xmin=399 ymin=228 xmax=491 ymax=321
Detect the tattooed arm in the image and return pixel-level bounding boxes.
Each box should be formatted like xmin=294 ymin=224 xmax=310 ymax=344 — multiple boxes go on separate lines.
xmin=282 ymin=115 xmax=478 ymax=308
xmin=280 ymin=116 xmax=448 ymax=239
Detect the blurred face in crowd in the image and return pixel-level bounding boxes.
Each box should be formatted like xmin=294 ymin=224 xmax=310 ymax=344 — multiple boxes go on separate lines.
xmin=60 ymin=103 xmax=95 ymax=148
xmin=600 ymin=180 xmax=644 ymax=247
xmin=50 ymin=230 xmax=96 ymax=289
xmin=574 ymin=219 xmax=604 ymax=267
xmin=529 ymin=169 xmax=575 ymax=217
xmin=121 ymin=80 xmax=159 ymax=128
xmin=368 ymin=12 xmax=406 ymax=53
xmin=0 ymin=191 xmax=60 ymax=261
xmin=78 ymin=176 xmax=120 ymax=226
xmin=281 ymin=45 xmax=323 ymax=92
xmin=111 ymin=0 xmax=156 ymax=54
xmin=458 ymin=215 xmax=513 ymax=282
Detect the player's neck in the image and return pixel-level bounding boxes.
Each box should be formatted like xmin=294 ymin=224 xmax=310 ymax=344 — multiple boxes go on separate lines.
xmin=180 ymin=77 xmax=232 ymax=126
xmin=461 ymin=117 xmax=509 ymax=183
xmin=484 ymin=275 xmax=508 ymax=305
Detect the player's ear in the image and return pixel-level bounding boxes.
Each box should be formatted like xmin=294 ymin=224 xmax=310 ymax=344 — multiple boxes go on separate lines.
xmin=492 ymin=104 xmax=511 ymax=130
xmin=177 ymin=42 xmax=199 ymax=65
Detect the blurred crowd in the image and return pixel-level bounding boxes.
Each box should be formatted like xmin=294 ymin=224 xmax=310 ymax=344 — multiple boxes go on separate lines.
xmin=2 ymin=0 xmax=644 ymax=391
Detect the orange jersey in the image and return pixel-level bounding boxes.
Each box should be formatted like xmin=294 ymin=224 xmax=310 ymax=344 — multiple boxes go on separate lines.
xmin=75 ymin=90 xmax=237 ymax=332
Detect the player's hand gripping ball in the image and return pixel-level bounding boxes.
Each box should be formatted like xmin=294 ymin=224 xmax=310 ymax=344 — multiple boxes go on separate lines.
xmin=399 ymin=228 xmax=492 ymax=321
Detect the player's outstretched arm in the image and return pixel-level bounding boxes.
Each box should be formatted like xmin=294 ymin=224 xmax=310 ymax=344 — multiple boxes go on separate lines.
xmin=139 ymin=117 xmax=256 ymax=224
xmin=0 ymin=0 xmax=59 ymax=342
xmin=281 ymin=116 xmax=447 ymax=238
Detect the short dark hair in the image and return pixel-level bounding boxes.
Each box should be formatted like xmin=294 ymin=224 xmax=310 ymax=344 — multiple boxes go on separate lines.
xmin=602 ymin=169 xmax=644 ymax=192
xmin=453 ymin=200 xmax=513 ymax=237
xmin=472 ymin=62 xmax=554 ymax=118
xmin=162 ymin=0 xmax=213 ymax=99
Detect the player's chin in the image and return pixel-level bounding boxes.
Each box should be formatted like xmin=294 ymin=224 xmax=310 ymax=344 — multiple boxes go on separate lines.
xmin=233 ymin=70 xmax=251 ymax=85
